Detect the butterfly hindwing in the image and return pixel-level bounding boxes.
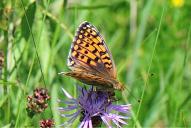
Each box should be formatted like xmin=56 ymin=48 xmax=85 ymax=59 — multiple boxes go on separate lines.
xmin=68 ymin=21 xmax=116 ymax=78
xmin=64 ymin=71 xmax=113 ymax=89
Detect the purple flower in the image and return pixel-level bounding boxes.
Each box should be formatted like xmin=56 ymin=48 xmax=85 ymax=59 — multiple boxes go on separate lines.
xmin=58 ymin=87 xmax=131 ymax=128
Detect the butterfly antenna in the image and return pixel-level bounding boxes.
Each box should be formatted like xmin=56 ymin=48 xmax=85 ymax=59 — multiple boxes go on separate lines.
xmin=123 ymin=73 xmax=156 ymax=103
xmin=123 ymin=85 xmax=141 ymax=103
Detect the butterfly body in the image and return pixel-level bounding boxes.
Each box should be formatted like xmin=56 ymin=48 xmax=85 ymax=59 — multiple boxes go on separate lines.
xmin=62 ymin=21 xmax=125 ymax=91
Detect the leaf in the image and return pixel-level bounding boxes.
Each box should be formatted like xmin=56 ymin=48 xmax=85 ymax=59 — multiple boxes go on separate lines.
xmin=21 ymin=2 xmax=36 ymax=41
xmin=64 ymin=0 xmax=68 ymax=9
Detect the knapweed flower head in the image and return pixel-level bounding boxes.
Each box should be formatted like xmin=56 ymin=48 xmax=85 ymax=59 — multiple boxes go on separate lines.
xmin=39 ymin=119 xmax=55 ymax=128
xmin=58 ymin=87 xmax=131 ymax=128
xmin=26 ymin=88 xmax=50 ymax=117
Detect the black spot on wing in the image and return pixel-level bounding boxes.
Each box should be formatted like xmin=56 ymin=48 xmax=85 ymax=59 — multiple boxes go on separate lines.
xmin=97 ymin=42 xmax=103 ymax=45
xmin=85 ymin=44 xmax=89 ymax=47
xmin=102 ymin=56 xmax=110 ymax=60
xmin=87 ymin=58 xmax=91 ymax=64
xmin=94 ymin=57 xmax=99 ymax=62
xmin=92 ymin=49 xmax=98 ymax=54
xmin=87 ymin=34 xmax=91 ymax=37
xmin=84 ymin=50 xmax=88 ymax=54
xmin=81 ymin=55 xmax=84 ymax=59
xmin=75 ymin=52 xmax=80 ymax=58
xmin=104 ymin=61 xmax=112 ymax=65
xmin=100 ymin=51 xmax=106 ymax=56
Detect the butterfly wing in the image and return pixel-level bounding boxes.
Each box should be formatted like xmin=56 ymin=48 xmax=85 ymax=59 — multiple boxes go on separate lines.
xmin=64 ymin=71 xmax=114 ymax=89
xmin=67 ymin=21 xmax=116 ymax=78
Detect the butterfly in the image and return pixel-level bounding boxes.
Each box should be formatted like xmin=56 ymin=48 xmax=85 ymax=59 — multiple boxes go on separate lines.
xmin=60 ymin=21 xmax=125 ymax=91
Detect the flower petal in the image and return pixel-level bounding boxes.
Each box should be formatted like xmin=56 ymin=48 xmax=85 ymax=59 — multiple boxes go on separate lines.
xmin=88 ymin=119 xmax=93 ymax=128
xmin=60 ymin=111 xmax=79 ymax=118
xmin=79 ymin=116 xmax=88 ymax=128
xmin=58 ymin=99 xmax=77 ymax=104
xmin=108 ymin=113 xmax=129 ymax=120
xmin=67 ymin=112 xmax=81 ymax=124
xmin=58 ymin=105 xmax=78 ymax=111
xmin=104 ymin=113 xmax=128 ymax=126
xmin=79 ymin=120 xmax=85 ymax=128
xmin=110 ymin=105 xmax=130 ymax=113
xmin=79 ymin=116 xmax=91 ymax=128
xmin=83 ymin=121 xmax=88 ymax=128
xmin=113 ymin=117 xmax=127 ymax=125
xmin=112 ymin=119 xmax=121 ymax=128
xmin=101 ymin=116 xmax=112 ymax=128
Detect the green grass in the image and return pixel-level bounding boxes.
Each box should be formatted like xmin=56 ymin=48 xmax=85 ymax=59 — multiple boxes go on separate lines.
xmin=0 ymin=0 xmax=191 ymax=127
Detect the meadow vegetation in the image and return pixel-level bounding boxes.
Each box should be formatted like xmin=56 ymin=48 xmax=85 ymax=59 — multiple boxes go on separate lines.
xmin=0 ymin=0 xmax=190 ymax=127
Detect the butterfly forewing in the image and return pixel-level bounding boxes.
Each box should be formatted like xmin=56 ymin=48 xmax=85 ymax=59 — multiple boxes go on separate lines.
xmin=68 ymin=21 xmax=116 ymax=78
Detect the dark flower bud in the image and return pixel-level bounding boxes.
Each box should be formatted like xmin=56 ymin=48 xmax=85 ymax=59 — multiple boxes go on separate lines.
xmin=26 ymin=88 xmax=50 ymax=117
xmin=39 ymin=119 xmax=54 ymax=128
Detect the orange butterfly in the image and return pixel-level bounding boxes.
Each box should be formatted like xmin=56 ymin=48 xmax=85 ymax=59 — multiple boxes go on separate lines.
xmin=60 ymin=21 xmax=124 ymax=91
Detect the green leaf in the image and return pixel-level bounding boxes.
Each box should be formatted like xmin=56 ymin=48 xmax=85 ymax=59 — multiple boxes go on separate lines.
xmin=21 ymin=2 xmax=36 ymax=41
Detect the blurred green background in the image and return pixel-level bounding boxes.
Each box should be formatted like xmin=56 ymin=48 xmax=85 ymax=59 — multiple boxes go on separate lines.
xmin=0 ymin=0 xmax=191 ymax=127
